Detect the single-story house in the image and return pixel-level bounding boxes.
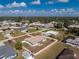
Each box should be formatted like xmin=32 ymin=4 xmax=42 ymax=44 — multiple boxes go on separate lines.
xmin=43 ymin=31 xmax=59 ymax=37
xmin=23 ymin=35 xmax=46 ymax=46
xmin=20 ymin=23 xmax=28 ymax=33
xmin=0 ymin=43 xmax=16 ymax=59
xmin=65 ymin=38 xmax=79 ymax=48
xmin=1 ymin=21 xmax=10 ymax=28
xmin=44 ymin=23 xmax=54 ymax=29
xmin=68 ymin=24 xmax=79 ymax=29
xmin=29 ymin=22 xmax=45 ymax=28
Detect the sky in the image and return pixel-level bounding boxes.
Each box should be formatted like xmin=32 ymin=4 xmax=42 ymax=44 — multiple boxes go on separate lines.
xmin=0 ymin=0 xmax=79 ymax=16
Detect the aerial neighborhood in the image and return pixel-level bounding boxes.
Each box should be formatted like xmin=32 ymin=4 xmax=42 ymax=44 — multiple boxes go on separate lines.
xmin=0 ymin=17 xmax=79 ymax=59
xmin=0 ymin=0 xmax=79 ymax=59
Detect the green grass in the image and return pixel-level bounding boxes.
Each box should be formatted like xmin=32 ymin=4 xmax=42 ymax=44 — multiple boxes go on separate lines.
xmin=0 ymin=33 xmax=6 ymax=40
xmin=11 ymin=29 xmax=25 ymax=37
xmin=27 ymin=28 xmax=40 ymax=33
xmin=14 ymin=34 xmax=30 ymax=42
xmin=55 ymin=31 xmax=66 ymax=41
xmin=16 ymin=50 xmax=24 ymax=59
xmin=42 ymin=29 xmax=49 ymax=32
xmin=35 ymin=42 xmax=66 ymax=59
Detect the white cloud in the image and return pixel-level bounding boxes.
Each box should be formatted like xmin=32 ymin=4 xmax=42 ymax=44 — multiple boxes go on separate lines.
xmin=8 ymin=10 xmax=21 ymax=14
xmin=0 ymin=4 xmax=4 ymax=8
xmin=7 ymin=10 xmax=25 ymax=14
xmin=66 ymin=8 xmax=74 ymax=12
xmin=46 ymin=1 xmax=54 ymax=4
xmin=0 ymin=8 xmax=78 ymax=16
xmin=6 ymin=1 xmax=26 ymax=8
xmin=7 ymin=8 xmax=75 ymax=15
xmin=5 ymin=10 xmax=47 ymax=15
xmin=50 ymin=8 xmax=75 ymax=15
xmin=31 ymin=0 xmax=41 ymax=5
xmin=58 ymin=0 xmax=69 ymax=3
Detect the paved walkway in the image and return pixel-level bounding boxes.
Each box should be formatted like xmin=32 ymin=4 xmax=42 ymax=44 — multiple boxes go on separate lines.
xmin=22 ymin=46 xmax=32 ymax=53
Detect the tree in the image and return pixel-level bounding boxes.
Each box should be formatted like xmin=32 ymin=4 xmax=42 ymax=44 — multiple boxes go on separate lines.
xmin=54 ymin=22 xmax=62 ymax=28
xmin=67 ymin=28 xmax=79 ymax=36
xmin=63 ymin=20 xmax=70 ymax=28
xmin=15 ymin=41 xmax=22 ymax=50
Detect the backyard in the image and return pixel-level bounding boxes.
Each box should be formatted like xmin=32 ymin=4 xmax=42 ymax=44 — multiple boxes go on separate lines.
xmin=11 ymin=29 xmax=25 ymax=37
xmin=35 ymin=42 xmax=66 ymax=59
xmin=27 ymin=27 xmax=42 ymax=33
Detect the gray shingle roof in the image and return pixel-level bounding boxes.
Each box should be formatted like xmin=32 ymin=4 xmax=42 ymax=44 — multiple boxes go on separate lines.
xmin=66 ymin=38 xmax=79 ymax=46
xmin=0 ymin=44 xmax=16 ymax=59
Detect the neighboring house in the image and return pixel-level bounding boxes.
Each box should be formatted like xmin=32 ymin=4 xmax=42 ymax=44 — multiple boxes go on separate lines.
xmin=0 ymin=21 xmax=20 ymax=30
xmin=29 ymin=22 xmax=45 ymax=28
xmin=1 ymin=21 xmax=10 ymax=29
xmin=9 ymin=22 xmax=17 ymax=27
xmin=22 ymin=50 xmax=34 ymax=59
xmin=23 ymin=35 xmax=45 ymax=46
xmin=2 ymin=28 xmax=12 ymax=39
xmin=68 ymin=24 xmax=79 ymax=29
xmin=2 ymin=29 xmax=11 ymax=34
xmin=65 ymin=38 xmax=79 ymax=48
xmin=44 ymin=22 xmax=55 ymax=29
xmin=56 ymin=49 xmax=76 ymax=59
xmin=20 ymin=23 xmax=28 ymax=33
xmin=0 ymin=43 xmax=16 ymax=59
xmin=43 ymin=31 xmax=59 ymax=37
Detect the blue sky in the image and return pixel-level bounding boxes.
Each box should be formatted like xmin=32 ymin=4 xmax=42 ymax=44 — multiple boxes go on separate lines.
xmin=0 ymin=0 xmax=79 ymax=16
